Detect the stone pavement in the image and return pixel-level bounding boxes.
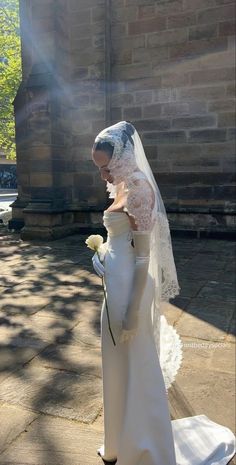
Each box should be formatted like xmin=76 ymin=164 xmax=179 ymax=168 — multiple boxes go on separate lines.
xmin=0 ymin=224 xmax=235 ymax=465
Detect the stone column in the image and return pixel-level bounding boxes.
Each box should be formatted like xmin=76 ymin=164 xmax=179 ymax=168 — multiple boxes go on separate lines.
xmin=10 ymin=0 xmax=76 ymax=239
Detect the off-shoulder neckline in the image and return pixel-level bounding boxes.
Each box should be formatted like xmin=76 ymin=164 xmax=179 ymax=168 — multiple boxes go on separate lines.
xmin=103 ymin=210 xmax=127 ymax=214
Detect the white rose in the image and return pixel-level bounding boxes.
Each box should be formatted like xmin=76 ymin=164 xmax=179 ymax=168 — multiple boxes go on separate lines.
xmin=85 ymin=234 xmax=104 ymax=251
xmin=98 ymin=241 xmax=108 ymax=261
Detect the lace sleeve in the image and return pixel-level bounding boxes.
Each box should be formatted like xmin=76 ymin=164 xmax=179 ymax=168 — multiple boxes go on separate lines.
xmin=123 ymin=177 xmax=155 ymax=231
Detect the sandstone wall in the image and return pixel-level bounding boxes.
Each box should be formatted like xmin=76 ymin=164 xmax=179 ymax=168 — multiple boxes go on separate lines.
xmin=12 ymin=0 xmax=236 ymax=238
xmin=68 ymin=0 xmax=236 ymax=233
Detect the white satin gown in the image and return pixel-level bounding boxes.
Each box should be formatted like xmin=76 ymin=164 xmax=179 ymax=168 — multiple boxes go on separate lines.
xmin=98 ymin=210 xmax=236 ymax=465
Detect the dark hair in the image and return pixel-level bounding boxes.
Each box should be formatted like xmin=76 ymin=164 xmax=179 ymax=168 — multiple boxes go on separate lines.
xmin=93 ymin=140 xmax=114 ymax=157
xmin=121 ymin=121 xmax=135 ymax=148
xmin=93 ymin=121 xmax=135 ymax=156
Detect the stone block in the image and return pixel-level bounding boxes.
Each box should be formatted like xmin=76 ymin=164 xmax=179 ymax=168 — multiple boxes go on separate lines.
xmin=132 ymin=46 xmax=168 ymax=64
xmin=73 ymin=49 xmax=104 ymax=67
xmin=188 ymin=129 xmax=227 ymax=143
xmin=125 ymin=76 xmax=161 ymax=92
xmin=70 ymin=8 xmax=91 ymax=26
xmin=157 ymin=143 xmax=200 ymax=160
xmin=169 ymin=37 xmax=228 ymax=60
xmin=123 ymin=106 xmax=142 ymax=119
xmin=74 ymin=173 xmax=94 ymax=187
xmin=219 ymin=20 xmax=236 ymax=37
xmin=91 ymin=5 xmax=104 ymax=23
xmin=147 ymin=28 xmax=188 ymax=47
xmin=112 ymin=6 xmax=137 ymax=22
xmin=71 ymin=37 xmax=92 ymax=51
xmin=128 ymin=17 xmax=166 ymax=35
xmin=197 ymin=4 xmax=235 ymax=24
xmin=133 ymin=118 xmax=171 ymax=131
xmin=76 ymin=107 xmax=105 ymax=121
xmin=177 ymin=186 xmax=214 ymax=200
xmin=217 ymin=112 xmax=236 ymax=128
xmin=142 ymin=103 xmax=162 ymax=118
xmin=167 ymin=11 xmax=196 ymax=29
xmin=161 ymin=103 xmax=189 ymax=116
xmin=189 ymin=23 xmax=218 ymax=40
xmin=112 ymin=63 xmax=152 ymax=80
xmin=209 ymin=99 xmax=235 ymax=112
xmin=93 ymin=34 xmax=104 ymax=49
xmin=71 ymin=22 xmax=104 ymax=40
xmin=134 ymin=90 xmax=153 ymax=104
xmin=111 ymin=92 xmax=134 ymax=106
xmin=143 ymin=145 xmax=157 ymax=160
xmin=32 ymin=1 xmax=54 ymax=19
xmin=111 ymin=106 xmax=122 ymax=121
xmin=70 ymin=0 xmax=104 ymax=10
xmin=113 ymin=49 xmax=132 ymax=65
xmin=142 ymin=130 xmax=187 ymax=144
xmin=182 ymin=0 xmax=215 ymax=11
xmin=112 ymin=35 xmax=145 ymax=51
xmin=160 ymin=72 xmax=190 ymax=88
xmin=156 ymin=0 xmax=183 ymax=14
xmin=172 ymin=115 xmax=216 ymax=129
xmin=111 ymin=22 xmax=126 ymax=37
xmin=227 ymin=128 xmax=236 ymax=141
xmin=126 ymin=0 xmax=159 ymax=5
xmin=190 ymin=67 xmax=235 ymax=85
xmin=138 ymin=5 xmax=155 ymax=19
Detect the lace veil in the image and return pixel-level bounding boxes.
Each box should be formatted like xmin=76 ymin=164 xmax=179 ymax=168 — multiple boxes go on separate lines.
xmin=94 ymin=121 xmax=181 ymax=358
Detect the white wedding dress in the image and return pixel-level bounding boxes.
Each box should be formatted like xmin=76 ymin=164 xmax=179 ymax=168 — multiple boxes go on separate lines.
xmin=98 ymin=210 xmax=236 ymax=465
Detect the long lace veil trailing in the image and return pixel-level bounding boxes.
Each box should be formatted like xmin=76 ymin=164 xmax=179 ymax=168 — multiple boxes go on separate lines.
xmin=95 ymin=121 xmax=183 ymax=389
xmin=132 ymin=130 xmax=184 ymax=389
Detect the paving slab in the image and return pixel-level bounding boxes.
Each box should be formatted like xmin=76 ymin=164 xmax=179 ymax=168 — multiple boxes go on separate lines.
xmin=0 ymin=312 xmax=79 ymax=347
xmin=176 ymin=366 xmax=235 ymax=432
xmin=196 ymin=280 xmax=236 ymax=302
xmin=175 ymin=311 xmax=228 ymax=341
xmin=0 ymin=343 xmax=45 ymax=384
xmin=0 ymin=414 xmax=103 ymax=465
xmin=0 ymin=404 xmax=39 ymax=454
xmin=0 ymin=362 xmax=102 ymax=424
xmin=28 ymin=343 xmax=102 ymax=379
xmin=178 ymin=298 xmax=235 ymax=335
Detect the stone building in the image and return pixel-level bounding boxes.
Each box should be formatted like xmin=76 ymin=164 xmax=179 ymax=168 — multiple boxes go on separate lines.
xmin=11 ymin=0 xmax=235 ymax=239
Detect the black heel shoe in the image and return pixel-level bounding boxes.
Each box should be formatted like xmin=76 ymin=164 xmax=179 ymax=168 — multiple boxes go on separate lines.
xmin=97 ymin=449 xmax=117 ymax=464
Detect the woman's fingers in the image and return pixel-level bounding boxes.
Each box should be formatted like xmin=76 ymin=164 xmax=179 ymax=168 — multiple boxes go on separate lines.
xmin=119 ymin=328 xmax=137 ymax=343
xmin=92 ymin=253 xmax=105 ymax=277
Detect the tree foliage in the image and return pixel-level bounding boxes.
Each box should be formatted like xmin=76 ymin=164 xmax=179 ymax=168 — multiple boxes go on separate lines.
xmin=0 ymin=0 xmax=21 ymax=159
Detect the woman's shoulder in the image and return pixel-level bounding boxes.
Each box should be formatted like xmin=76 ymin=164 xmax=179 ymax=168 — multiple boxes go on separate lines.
xmin=125 ymin=172 xmax=156 ymax=231
xmin=127 ymin=172 xmax=155 ymax=203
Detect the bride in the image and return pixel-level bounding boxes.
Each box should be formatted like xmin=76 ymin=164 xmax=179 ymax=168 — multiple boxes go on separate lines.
xmin=91 ymin=121 xmax=235 ymax=465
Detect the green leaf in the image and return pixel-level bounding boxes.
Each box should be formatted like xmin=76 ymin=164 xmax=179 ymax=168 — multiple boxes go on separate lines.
xmin=0 ymin=0 xmax=21 ymax=160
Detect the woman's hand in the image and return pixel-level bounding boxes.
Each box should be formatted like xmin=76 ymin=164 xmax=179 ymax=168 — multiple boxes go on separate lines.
xmin=120 ymin=312 xmax=139 ymax=343
xmin=92 ymin=252 xmax=105 ymax=278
